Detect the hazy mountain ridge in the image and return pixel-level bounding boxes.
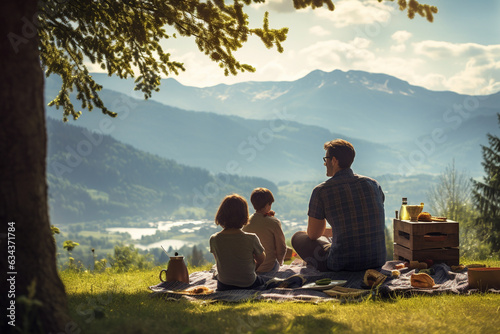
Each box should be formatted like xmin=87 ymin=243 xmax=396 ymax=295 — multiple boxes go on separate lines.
xmin=46 ymin=87 xmax=406 ymax=183
xmin=88 ymin=69 xmax=500 ymax=146
xmin=46 ymin=70 xmax=499 ymax=182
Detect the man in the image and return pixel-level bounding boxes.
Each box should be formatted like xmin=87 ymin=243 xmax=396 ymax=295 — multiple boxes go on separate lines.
xmin=291 ymin=139 xmax=386 ymax=271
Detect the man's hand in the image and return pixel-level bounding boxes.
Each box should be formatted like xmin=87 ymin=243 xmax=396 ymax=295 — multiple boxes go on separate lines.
xmin=307 ymin=216 xmax=327 ymax=240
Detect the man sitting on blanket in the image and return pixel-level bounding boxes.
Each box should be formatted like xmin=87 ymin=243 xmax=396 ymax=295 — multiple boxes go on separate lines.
xmin=292 ymin=139 xmax=386 ymax=272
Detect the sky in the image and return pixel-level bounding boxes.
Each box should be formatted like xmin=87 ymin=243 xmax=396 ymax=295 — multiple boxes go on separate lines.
xmin=140 ymin=0 xmax=500 ymax=95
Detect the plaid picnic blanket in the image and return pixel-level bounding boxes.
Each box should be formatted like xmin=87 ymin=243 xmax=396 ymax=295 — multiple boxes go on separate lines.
xmin=148 ymin=261 xmax=499 ymax=302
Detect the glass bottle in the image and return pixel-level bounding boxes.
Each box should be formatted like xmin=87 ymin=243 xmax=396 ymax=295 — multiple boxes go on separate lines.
xmin=400 ymin=197 xmax=408 ymax=220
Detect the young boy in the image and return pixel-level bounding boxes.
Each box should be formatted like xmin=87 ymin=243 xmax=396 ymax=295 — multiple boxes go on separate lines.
xmin=242 ymin=188 xmax=287 ymax=273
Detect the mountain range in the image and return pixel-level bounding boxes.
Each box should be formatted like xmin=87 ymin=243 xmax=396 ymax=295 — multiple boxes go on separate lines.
xmin=46 ymin=69 xmax=499 ymax=183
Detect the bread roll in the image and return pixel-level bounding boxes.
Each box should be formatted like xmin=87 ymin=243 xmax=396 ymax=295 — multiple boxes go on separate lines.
xmin=417 ymin=212 xmax=432 ymax=222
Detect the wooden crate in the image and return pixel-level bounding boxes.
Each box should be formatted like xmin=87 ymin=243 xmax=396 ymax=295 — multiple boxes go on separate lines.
xmin=393 ymin=219 xmax=459 ymax=250
xmin=393 ymin=219 xmax=460 ymax=266
xmin=394 ymin=244 xmax=459 ymax=266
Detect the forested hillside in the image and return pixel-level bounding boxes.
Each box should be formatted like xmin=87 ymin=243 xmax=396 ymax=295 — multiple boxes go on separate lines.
xmin=46 ymin=117 xmax=277 ymax=225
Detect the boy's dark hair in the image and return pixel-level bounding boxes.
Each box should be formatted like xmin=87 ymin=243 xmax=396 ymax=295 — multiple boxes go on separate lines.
xmin=215 ymin=194 xmax=249 ymax=229
xmin=324 ymin=139 xmax=356 ymax=168
xmin=250 ymin=187 xmax=275 ymax=211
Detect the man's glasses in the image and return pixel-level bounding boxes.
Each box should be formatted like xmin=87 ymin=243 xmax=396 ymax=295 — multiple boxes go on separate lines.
xmin=323 ymin=156 xmax=332 ymax=162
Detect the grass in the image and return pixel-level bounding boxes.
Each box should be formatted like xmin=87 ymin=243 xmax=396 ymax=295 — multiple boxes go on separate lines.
xmin=60 ymin=260 xmax=500 ymax=334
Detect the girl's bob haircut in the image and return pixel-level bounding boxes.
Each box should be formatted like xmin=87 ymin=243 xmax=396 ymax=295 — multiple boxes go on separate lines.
xmin=215 ymin=194 xmax=249 ymax=229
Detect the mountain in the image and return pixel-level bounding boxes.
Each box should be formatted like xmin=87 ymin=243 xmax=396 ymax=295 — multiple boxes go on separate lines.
xmin=87 ymin=69 xmax=500 ymax=146
xmin=46 ymin=117 xmax=278 ymax=225
xmin=45 ymin=70 xmax=499 ymax=181
xmin=45 ymin=86 xmax=403 ymax=183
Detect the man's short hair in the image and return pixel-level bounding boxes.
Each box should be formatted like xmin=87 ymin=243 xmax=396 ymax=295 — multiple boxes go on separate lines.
xmin=250 ymin=187 xmax=275 ymax=211
xmin=215 ymin=194 xmax=249 ymax=229
xmin=324 ymin=139 xmax=355 ymax=168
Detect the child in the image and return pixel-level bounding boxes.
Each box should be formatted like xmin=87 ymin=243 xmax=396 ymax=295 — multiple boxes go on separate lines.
xmin=209 ymin=194 xmax=267 ymax=291
xmin=242 ymin=188 xmax=287 ymax=273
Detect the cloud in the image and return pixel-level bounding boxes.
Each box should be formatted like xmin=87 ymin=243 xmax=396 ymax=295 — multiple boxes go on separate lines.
xmin=298 ymin=38 xmax=375 ymax=72
xmin=392 ymin=30 xmax=412 ymax=44
xmin=413 ymin=41 xmax=497 ymax=59
xmin=390 ymin=30 xmax=412 ymax=53
xmin=314 ymin=0 xmax=395 ymax=28
xmin=412 ymin=41 xmax=500 ymax=94
xmin=309 ymin=25 xmax=331 ymax=37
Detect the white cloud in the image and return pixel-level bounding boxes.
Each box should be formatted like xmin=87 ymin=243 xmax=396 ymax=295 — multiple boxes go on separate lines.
xmin=351 ymin=37 xmax=371 ymax=49
xmin=445 ymin=58 xmax=500 ymax=95
xmin=390 ymin=31 xmax=412 ymax=53
xmin=314 ymin=0 xmax=395 ymax=28
xmin=392 ymin=30 xmax=412 ymax=44
xmin=412 ymin=41 xmax=500 ymax=94
xmin=309 ymin=25 xmax=331 ymax=36
xmin=298 ymin=38 xmax=375 ymax=73
xmin=413 ymin=41 xmax=497 ymax=59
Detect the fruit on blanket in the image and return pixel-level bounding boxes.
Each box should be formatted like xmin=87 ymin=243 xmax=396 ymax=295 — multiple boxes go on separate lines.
xmin=410 ymin=273 xmax=435 ymax=288
xmin=363 ymin=269 xmax=387 ymax=287
xmin=409 ymin=261 xmax=420 ymax=269
xmin=409 ymin=261 xmax=428 ymax=270
xmin=391 ymin=270 xmax=401 ymax=278
xmin=315 ymin=278 xmax=332 ymax=285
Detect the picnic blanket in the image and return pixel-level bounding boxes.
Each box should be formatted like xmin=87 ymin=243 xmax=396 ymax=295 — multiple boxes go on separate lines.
xmin=149 ymin=260 xmax=499 ymax=303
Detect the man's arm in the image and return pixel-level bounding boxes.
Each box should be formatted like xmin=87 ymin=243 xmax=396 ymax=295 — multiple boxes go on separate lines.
xmin=307 ymin=216 xmax=327 ymax=240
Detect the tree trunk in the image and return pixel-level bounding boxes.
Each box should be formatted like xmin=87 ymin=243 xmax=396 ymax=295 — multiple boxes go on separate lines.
xmin=0 ymin=1 xmax=71 ymax=333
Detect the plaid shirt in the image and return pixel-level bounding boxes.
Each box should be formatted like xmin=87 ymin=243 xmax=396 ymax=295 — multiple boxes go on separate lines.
xmin=308 ymin=168 xmax=386 ymax=271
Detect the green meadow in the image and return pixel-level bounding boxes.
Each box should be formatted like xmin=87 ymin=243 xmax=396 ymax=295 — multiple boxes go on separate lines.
xmin=61 ymin=259 xmax=500 ymax=334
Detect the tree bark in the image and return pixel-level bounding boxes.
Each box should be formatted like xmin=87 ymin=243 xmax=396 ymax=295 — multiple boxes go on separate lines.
xmin=0 ymin=1 xmax=71 ymax=333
